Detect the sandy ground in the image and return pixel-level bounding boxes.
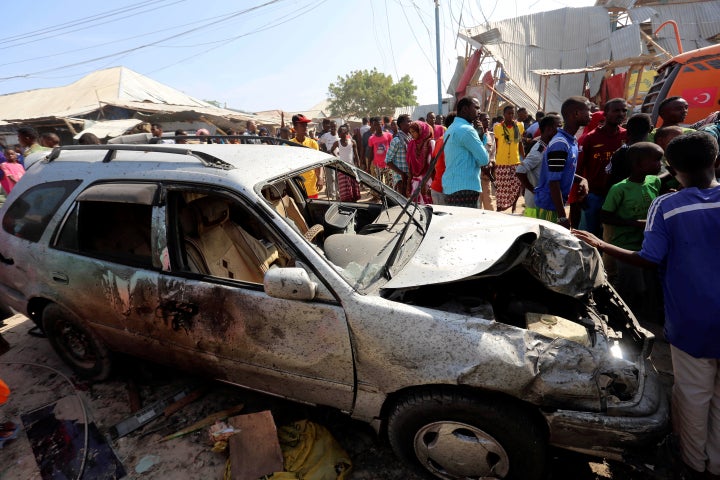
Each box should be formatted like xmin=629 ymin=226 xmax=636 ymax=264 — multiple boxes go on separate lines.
xmin=0 ymin=312 xmax=674 ymax=480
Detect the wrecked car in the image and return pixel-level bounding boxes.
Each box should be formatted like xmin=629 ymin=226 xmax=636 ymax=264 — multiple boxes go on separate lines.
xmin=0 ymin=142 xmax=668 ymax=479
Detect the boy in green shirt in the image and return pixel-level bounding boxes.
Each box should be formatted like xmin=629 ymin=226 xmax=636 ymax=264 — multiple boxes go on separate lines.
xmin=601 ymin=142 xmax=663 ymax=323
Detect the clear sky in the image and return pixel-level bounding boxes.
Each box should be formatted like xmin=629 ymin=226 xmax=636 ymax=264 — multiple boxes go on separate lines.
xmin=0 ymin=0 xmax=596 ymax=113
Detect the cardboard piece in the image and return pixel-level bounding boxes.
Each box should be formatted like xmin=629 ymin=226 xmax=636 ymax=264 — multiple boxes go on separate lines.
xmin=228 ymin=410 xmax=284 ymax=480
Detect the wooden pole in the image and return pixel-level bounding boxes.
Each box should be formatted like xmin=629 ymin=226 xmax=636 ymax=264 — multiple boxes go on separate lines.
xmin=630 ymin=65 xmax=644 ymax=107
xmin=537 ymin=75 xmax=543 ymax=111
xmin=640 ymin=30 xmax=672 ymax=59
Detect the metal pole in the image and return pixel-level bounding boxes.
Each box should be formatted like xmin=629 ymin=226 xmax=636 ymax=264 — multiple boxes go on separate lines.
xmin=435 ymin=0 xmax=442 ymax=114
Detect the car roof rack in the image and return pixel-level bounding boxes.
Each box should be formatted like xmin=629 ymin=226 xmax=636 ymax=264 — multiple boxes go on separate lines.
xmin=46 ymin=144 xmax=235 ymax=170
xmin=145 ymin=135 xmax=305 ymax=147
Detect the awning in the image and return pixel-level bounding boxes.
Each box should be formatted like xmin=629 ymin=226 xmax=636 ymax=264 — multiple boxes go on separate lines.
xmin=73 ymin=119 xmax=144 ymax=139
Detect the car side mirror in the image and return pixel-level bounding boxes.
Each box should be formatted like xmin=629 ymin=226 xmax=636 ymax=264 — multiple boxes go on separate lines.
xmin=264 ymin=267 xmax=317 ymax=301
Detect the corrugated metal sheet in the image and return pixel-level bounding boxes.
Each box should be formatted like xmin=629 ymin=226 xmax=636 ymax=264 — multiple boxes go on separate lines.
xmin=695 ymin=1 xmax=720 ymax=39
xmin=462 ymin=3 xmax=720 ymax=113
xmin=599 ymin=0 xmax=637 ymax=9
xmin=468 ymin=6 xmax=613 ymax=112
xmin=446 ymin=56 xmax=467 ymax=95
xmin=611 ymin=24 xmax=645 ymax=60
xmin=627 ymin=6 xmax=655 ymax=25
xmin=394 ymin=102 xmax=451 ymax=119
xmin=495 ymin=82 xmax=540 ymax=113
xmin=632 ymin=4 xmax=720 ymax=56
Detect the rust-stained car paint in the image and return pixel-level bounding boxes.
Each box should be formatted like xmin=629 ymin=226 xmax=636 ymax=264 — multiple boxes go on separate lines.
xmin=0 ymin=143 xmax=668 ymax=480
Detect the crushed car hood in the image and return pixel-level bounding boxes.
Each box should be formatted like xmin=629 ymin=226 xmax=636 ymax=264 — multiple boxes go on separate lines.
xmin=384 ymin=206 xmax=605 ymax=297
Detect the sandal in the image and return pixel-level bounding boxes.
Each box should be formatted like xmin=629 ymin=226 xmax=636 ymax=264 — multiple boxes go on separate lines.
xmin=27 ymin=326 xmax=46 ymax=338
xmin=0 ymin=422 xmax=19 ymax=448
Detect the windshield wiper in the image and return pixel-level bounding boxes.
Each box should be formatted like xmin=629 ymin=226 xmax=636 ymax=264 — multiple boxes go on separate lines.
xmin=382 ymin=135 xmax=449 ymax=279
xmin=388 ymin=134 xmax=449 ymax=233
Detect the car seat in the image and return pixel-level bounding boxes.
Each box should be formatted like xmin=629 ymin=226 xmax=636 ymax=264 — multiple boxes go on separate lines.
xmin=182 ymin=197 xmax=278 ymax=283
xmin=262 ymin=184 xmax=324 ymax=243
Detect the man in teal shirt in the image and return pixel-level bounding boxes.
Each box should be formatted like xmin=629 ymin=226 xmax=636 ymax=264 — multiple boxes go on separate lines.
xmin=442 ymin=97 xmax=489 ymax=208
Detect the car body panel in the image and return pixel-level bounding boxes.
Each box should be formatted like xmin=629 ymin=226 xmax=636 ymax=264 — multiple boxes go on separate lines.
xmin=0 ymin=143 xmax=669 ymax=466
xmin=384 ymin=206 xmax=605 ymax=297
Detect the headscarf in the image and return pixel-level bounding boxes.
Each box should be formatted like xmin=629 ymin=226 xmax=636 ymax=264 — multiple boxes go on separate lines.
xmin=407 ymin=121 xmax=434 ymax=177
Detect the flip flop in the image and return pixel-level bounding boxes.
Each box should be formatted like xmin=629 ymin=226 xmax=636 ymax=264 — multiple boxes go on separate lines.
xmin=0 ymin=422 xmax=19 ymax=448
xmin=27 ymin=326 xmax=46 ymax=338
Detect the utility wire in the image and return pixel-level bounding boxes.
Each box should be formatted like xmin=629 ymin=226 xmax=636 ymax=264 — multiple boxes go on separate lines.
xmin=0 ymin=0 xmax=184 ymax=49
xmin=148 ymin=0 xmax=324 ymax=74
xmin=370 ymin=0 xmax=389 ymax=73
xmin=0 ymin=6 xmax=239 ymax=68
xmin=0 ymin=0 xmax=156 ymax=44
xmin=0 ymin=0 xmax=284 ymax=82
xmin=384 ymin=0 xmax=401 ymax=81
xmin=397 ymin=1 xmax=436 ymax=71
xmin=151 ymin=0 xmax=318 ymax=49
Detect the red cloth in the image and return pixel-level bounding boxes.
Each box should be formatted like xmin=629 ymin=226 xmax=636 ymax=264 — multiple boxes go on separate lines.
xmin=456 ymin=50 xmax=483 ymax=98
xmin=603 ymin=73 xmax=626 ymax=103
xmin=430 ymin=137 xmax=446 ymax=193
xmin=0 ymin=378 xmax=9 ymax=405
xmin=577 ymin=111 xmax=605 ymax=147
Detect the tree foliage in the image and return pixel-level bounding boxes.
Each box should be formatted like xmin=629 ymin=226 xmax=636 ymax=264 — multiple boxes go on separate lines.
xmin=327 ymin=69 xmax=417 ymax=119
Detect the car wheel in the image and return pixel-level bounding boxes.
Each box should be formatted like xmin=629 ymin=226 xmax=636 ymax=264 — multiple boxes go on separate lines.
xmin=42 ymin=304 xmax=112 ymax=381
xmin=387 ymin=388 xmax=546 ymax=480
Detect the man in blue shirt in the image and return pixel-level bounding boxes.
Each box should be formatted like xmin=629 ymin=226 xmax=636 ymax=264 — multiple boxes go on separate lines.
xmin=574 ymin=131 xmax=720 ymax=479
xmin=442 ymin=97 xmax=489 ymax=208
xmin=532 ymin=96 xmax=590 ymax=228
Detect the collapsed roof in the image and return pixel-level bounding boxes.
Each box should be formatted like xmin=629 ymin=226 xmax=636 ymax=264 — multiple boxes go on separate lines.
xmin=457 ymin=1 xmax=720 ymax=113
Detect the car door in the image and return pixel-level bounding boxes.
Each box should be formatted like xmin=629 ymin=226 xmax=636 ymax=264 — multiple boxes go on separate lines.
xmin=154 ymin=185 xmax=355 ymax=412
xmin=50 ymin=182 xmax=170 ymax=360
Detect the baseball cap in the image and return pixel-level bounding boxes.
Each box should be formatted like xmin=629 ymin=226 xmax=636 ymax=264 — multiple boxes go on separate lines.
xmin=291 ymin=114 xmax=312 ymax=124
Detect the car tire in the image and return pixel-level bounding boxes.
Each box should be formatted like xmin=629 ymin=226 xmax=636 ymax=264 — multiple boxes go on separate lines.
xmin=387 ymin=387 xmax=547 ymax=480
xmin=42 ymin=304 xmax=112 ymax=381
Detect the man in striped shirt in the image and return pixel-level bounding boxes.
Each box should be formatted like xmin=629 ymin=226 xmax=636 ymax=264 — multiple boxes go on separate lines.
xmin=531 ymin=96 xmax=591 ymax=228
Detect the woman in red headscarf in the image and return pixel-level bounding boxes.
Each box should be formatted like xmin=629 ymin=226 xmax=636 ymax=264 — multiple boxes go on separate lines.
xmin=407 ymin=121 xmax=435 ymax=204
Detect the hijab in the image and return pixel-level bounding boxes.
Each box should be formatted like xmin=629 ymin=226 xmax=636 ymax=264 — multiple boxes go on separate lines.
xmin=407 ymin=121 xmax=434 ymax=177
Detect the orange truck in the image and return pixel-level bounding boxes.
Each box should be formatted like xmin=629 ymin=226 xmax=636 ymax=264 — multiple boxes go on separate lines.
xmin=641 ymin=43 xmax=720 ymax=125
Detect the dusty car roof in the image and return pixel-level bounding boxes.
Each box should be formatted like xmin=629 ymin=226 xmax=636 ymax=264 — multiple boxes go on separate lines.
xmin=37 ymin=143 xmax=334 ymax=189
xmin=171 ymin=143 xmax=334 ymax=184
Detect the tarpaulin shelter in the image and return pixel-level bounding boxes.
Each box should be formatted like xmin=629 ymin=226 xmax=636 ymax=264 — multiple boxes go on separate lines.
xmin=0 ymin=66 xmax=262 ymax=142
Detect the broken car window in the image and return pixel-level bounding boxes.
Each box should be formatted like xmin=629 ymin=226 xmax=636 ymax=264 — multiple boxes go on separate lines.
xmin=2 ymin=180 xmax=82 ymax=243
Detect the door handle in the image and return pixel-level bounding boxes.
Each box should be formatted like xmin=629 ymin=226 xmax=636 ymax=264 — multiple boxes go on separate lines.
xmin=51 ymin=272 xmax=69 ymax=284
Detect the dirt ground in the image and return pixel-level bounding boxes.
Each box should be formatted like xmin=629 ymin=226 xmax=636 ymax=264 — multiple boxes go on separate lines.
xmin=0 ymin=312 xmax=675 ymax=480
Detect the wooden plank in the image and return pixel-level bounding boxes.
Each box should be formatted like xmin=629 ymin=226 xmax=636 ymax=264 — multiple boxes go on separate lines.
xmin=228 ymin=411 xmax=284 ymax=480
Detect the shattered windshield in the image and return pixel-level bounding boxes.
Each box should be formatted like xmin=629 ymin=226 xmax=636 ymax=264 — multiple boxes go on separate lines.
xmin=261 ymin=159 xmax=429 ymax=291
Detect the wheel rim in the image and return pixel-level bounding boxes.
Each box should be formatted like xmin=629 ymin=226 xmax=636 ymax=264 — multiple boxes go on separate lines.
xmin=57 ymin=320 xmax=97 ymax=369
xmin=414 ymin=421 xmax=510 ymax=479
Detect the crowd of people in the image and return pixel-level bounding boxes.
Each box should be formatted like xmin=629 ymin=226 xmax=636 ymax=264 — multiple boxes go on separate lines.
xmin=296 ymin=95 xmax=720 ymax=480
xmin=3 ymin=99 xmax=720 ymax=477
xmin=0 ymin=126 xmax=51 ymax=198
